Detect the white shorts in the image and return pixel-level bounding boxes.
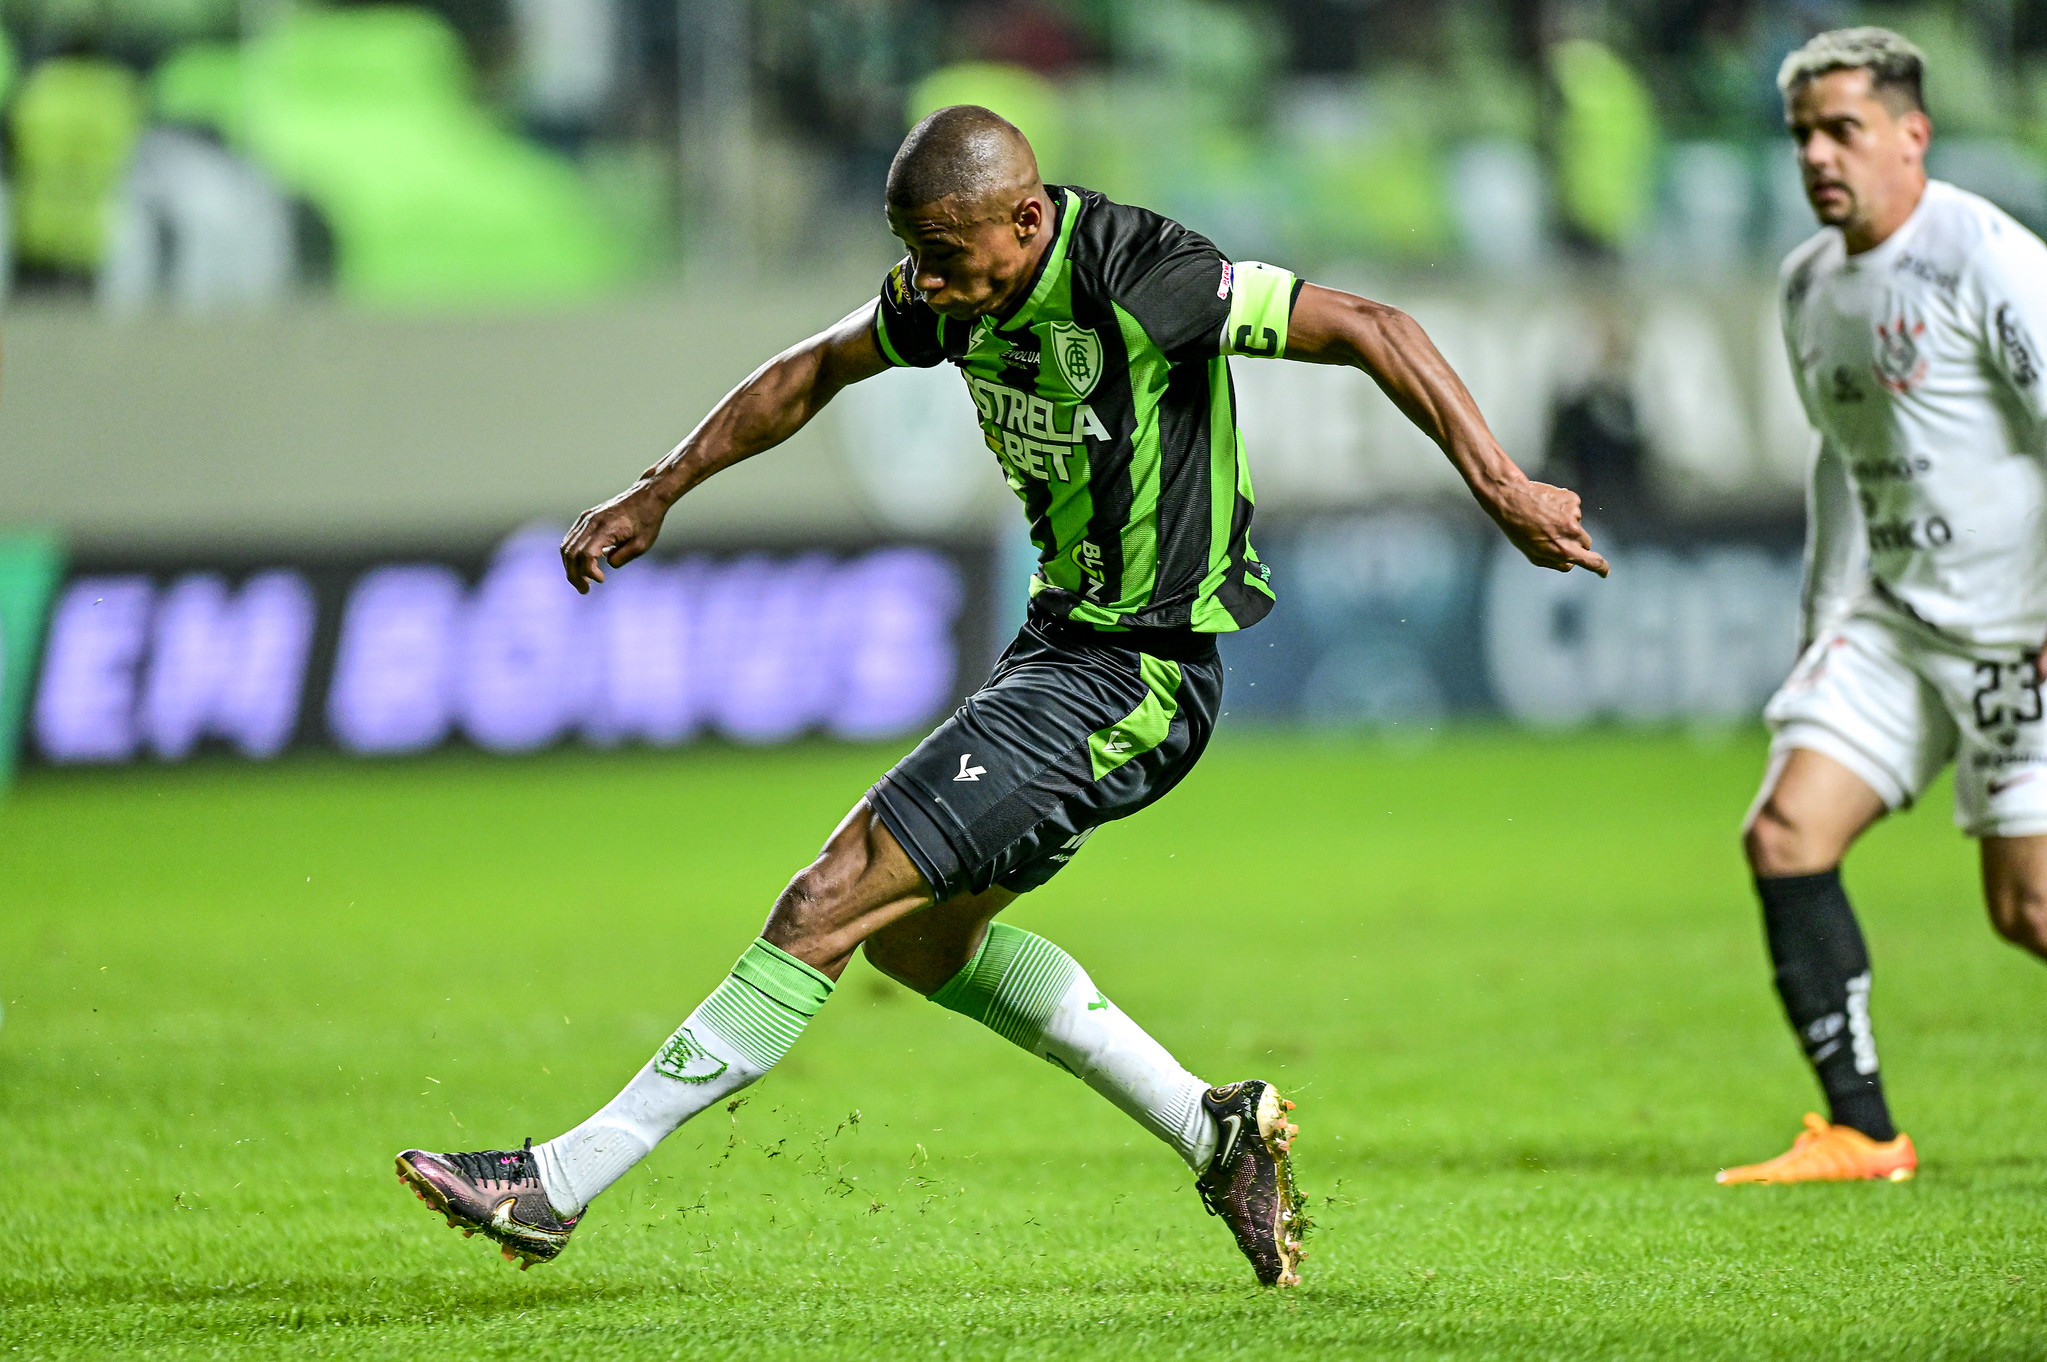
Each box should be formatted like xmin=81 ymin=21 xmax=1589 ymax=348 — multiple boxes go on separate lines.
xmin=1763 ymin=596 xmax=2047 ymax=838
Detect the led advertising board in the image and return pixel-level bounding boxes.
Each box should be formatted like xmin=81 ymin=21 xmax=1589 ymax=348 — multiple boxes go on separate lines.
xmin=25 ymin=527 xmax=982 ymax=766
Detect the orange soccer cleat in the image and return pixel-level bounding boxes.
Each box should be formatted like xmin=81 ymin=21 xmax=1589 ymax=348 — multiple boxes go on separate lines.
xmin=1716 ymin=1113 xmax=1918 ymax=1185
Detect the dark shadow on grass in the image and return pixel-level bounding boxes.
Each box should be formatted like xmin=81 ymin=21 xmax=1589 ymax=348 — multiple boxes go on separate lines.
xmin=0 ymin=1272 xmax=657 ymax=1321
xmin=1350 ymin=1142 xmax=1715 ymax=1178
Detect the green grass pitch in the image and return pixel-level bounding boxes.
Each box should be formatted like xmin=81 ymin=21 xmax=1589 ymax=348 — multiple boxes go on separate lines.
xmin=4 ymin=730 xmax=2046 ymax=1359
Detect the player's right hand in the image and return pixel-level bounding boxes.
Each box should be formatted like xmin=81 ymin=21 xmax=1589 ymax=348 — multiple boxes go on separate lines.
xmin=561 ymin=487 xmax=666 ymax=594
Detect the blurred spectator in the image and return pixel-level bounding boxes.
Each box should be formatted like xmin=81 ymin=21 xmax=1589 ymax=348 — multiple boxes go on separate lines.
xmin=5 ymin=0 xmax=2047 ymax=300
xmin=510 ymin=0 xmax=619 ymax=143
xmin=1544 ymin=309 xmax=1650 ymax=524
xmin=948 ymin=0 xmax=1088 ymax=73
xmin=1548 ymin=38 xmax=1657 ymax=255
xmin=757 ymin=0 xmax=935 ymax=196
xmin=1450 ymin=140 xmax=1547 ymax=269
xmin=99 ymin=127 xmax=294 ymax=314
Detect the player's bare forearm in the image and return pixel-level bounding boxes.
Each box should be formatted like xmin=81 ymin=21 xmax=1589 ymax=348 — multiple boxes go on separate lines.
xmin=561 ymin=305 xmax=890 ymax=592
xmin=1284 ymin=283 xmax=1608 ymax=577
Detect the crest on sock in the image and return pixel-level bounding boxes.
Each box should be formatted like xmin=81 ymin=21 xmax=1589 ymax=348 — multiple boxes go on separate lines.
xmin=653 ymin=1025 xmax=729 ymax=1083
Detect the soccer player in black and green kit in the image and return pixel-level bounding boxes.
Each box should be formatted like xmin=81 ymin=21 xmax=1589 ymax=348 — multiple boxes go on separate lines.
xmin=395 ymin=106 xmax=1608 ymax=1287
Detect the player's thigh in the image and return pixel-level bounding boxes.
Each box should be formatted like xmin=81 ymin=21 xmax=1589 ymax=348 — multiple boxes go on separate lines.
xmin=869 ymin=625 xmax=1221 ymax=903
xmin=862 ymin=886 xmax=1018 ymax=995
xmin=762 ymin=798 xmax=935 ymax=977
xmin=1754 ymin=613 xmax=1953 ymax=871
xmin=1981 ymin=835 xmax=2047 ymax=952
xmin=983 ymin=644 xmax=1222 ymax=897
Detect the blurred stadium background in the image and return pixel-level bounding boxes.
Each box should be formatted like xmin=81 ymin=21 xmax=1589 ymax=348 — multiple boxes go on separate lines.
xmin=10 ymin=0 xmax=2047 ymax=771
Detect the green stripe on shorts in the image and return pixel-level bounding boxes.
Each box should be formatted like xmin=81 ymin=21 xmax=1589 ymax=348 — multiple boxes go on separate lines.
xmin=1088 ymin=654 xmax=1182 ymax=781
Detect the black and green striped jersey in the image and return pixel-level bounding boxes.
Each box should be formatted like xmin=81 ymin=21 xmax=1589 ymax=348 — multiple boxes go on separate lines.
xmin=873 ymin=185 xmax=1299 ymax=633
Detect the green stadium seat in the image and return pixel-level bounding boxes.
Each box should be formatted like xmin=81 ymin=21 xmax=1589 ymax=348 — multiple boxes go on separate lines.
xmin=153 ymin=7 xmax=623 ymax=306
xmin=9 ymin=57 xmax=146 ymax=272
xmin=151 ymin=42 xmax=247 ymax=141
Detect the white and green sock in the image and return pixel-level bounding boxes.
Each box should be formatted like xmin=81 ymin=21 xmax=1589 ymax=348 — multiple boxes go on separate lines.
xmin=930 ymin=923 xmax=1216 ymax=1170
xmin=532 ymin=938 xmax=832 ymax=1218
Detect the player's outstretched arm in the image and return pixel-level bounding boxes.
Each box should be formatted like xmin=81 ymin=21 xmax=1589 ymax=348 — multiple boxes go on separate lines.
xmin=1283 ymin=283 xmax=1609 ymax=576
xmin=561 ymin=303 xmax=892 ymax=592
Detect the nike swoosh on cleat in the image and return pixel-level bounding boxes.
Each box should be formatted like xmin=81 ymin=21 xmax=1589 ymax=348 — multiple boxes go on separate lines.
xmin=489 ymin=1197 xmax=568 ymax=1247
xmin=1215 ymin=1113 xmax=1244 ymax=1169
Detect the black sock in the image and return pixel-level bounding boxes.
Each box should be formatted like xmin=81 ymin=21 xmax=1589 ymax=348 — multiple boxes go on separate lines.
xmin=1754 ymin=869 xmax=1896 ymax=1141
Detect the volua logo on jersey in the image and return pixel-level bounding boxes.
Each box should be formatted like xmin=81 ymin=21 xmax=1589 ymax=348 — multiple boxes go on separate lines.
xmin=0 ymin=532 xmax=65 ymax=792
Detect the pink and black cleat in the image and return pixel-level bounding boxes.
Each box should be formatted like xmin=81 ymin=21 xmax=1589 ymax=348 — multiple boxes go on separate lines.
xmin=395 ymin=1140 xmax=580 ymax=1269
xmin=1194 ymin=1080 xmax=1306 ymax=1286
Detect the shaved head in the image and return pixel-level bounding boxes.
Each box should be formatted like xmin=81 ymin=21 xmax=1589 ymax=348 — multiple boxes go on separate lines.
xmin=887 ymin=105 xmax=1042 ymax=214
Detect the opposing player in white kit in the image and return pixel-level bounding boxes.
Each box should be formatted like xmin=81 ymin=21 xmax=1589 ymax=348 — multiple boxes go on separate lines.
xmin=1722 ymin=28 xmax=2047 ymax=1184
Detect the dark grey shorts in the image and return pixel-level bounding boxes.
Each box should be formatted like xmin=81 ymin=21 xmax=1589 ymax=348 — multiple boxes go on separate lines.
xmin=870 ymin=607 xmax=1224 ymax=901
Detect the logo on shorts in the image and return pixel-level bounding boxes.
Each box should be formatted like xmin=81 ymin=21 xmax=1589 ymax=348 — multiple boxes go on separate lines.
xmin=1048 ymin=828 xmax=1094 ymax=864
xmin=954 ymin=754 xmax=987 ymax=782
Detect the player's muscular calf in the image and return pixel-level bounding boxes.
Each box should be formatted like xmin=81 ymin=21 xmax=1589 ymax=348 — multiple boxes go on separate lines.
xmin=1744 ymin=747 xmax=1889 ymax=875
xmin=1982 ymin=836 xmax=2047 ymax=960
xmin=760 ymin=800 xmax=938 ymax=979
xmin=863 ymin=887 xmax=1018 ymax=994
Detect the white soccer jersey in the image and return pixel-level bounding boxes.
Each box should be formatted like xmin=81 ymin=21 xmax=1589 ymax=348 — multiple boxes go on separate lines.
xmin=1781 ymin=179 xmax=2047 ymax=651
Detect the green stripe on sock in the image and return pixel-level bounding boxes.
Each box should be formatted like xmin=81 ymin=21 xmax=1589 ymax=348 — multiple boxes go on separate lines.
xmin=696 ymin=976 xmax=806 ymax=1069
xmin=691 ymin=940 xmax=835 ymax=1070
xmin=929 ymin=923 xmax=1081 ymax=1051
xmin=730 ymin=938 xmax=834 ymax=1017
xmin=928 ymin=924 xmax=1024 ymax=1023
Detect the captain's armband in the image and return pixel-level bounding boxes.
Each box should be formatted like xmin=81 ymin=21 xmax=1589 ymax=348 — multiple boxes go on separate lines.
xmin=1219 ymin=261 xmax=1298 ymax=359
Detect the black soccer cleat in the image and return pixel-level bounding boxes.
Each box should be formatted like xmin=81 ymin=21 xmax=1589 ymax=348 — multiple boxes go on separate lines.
xmin=395 ymin=1140 xmax=580 ymax=1269
xmin=1194 ymin=1080 xmax=1306 ymax=1286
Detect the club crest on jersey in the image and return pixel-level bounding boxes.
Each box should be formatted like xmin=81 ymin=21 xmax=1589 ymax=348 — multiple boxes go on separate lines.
xmin=1873 ymin=316 xmax=1928 ymax=394
xmin=1049 ymin=322 xmax=1103 ymax=398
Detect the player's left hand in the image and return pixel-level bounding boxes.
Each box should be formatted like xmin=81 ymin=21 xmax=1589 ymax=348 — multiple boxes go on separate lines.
xmin=561 ymin=486 xmax=667 ymax=593
xmin=1487 ymin=479 xmax=1610 ymax=576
